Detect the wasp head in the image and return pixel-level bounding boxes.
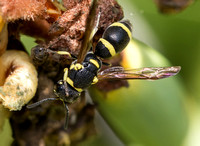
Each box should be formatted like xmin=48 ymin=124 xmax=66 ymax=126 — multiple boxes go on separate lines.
xmin=54 ymin=80 xmax=80 ymax=103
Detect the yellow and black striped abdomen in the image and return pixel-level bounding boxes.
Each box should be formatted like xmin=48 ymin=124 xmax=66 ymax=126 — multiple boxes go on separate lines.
xmin=94 ymin=20 xmax=132 ymax=58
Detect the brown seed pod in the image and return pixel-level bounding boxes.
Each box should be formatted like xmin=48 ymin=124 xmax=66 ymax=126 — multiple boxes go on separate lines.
xmin=0 ymin=50 xmax=38 ymax=111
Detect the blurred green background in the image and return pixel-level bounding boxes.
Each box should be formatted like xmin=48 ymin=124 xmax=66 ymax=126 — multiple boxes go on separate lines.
xmin=116 ymin=0 xmax=200 ymax=146
xmin=121 ymin=0 xmax=200 ymax=95
xmin=18 ymin=0 xmax=200 ymax=146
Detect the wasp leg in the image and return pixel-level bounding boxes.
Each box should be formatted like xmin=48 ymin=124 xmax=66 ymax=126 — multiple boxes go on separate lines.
xmin=77 ymin=0 xmax=98 ymax=63
xmin=63 ymin=68 xmax=68 ymax=82
xmin=56 ymin=51 xmax=72 ymax=57
xmin=63 ymin=102 xmax=69 ymax=129
xmin=102 ymin=61 xmax=112 ymax=66
xmin=47 ymin=49 xmax=77 ymax=59
xmin=89 ymin=11 xmax=101 ymax=41
xmin=92 ymin=76 xmax=98 ymax=84
xmin=87 ymin=11 xmax=101 ymax=51
xmin=63 ymin=68 xmax=70 ymax=97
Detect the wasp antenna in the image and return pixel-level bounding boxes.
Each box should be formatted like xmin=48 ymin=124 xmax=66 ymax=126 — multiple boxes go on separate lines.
xmin=27 ymin=97 xmax=58 ymax=109
xmin=71 ymin=54 xmax=77 ymax=59
xmin=63 ymin=102 xmax=69 ymax=129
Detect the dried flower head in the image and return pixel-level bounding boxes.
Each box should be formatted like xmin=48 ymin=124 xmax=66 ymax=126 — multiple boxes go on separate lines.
xmin=0 ymin=0 xmax=46 ymax=21
xmin=0 ymin=50 xmax=38 ymax=111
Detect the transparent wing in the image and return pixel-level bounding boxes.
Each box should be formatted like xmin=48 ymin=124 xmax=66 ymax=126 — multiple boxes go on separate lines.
xmin=77 ymin=0 xmax=98 ymax=63
xmin=98 ymin=66 xmax=181 ymax=81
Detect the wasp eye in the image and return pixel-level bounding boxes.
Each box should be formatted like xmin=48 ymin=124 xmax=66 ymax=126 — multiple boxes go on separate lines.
xmin=32 ymin=46 xmax=44 ymax=56
xmin=54 ymin=80 xmax=67 ymax=100
xmin=38 ymin=47 xmax=44 ymax=53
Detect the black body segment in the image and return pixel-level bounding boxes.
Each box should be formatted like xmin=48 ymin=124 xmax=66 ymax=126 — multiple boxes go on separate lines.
xmin=94 ymin=20 xmax=132 ymax=58
xmin=83 ymin=52 xmax=102 ymax=72
xmin=67 ymin=52 xmax=102 ymax=89
xmin=95 ymin=40 xmax=113 ymax=58
xmin=103 ymin=25 xmax=130 ymax=52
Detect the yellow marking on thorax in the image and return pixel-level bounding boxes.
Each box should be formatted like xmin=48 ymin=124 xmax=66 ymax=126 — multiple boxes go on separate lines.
xmin=110 ymin=22 xmax=132 ymax=39
xmin=92 ymin=76 xmax=98 ymax=84
xmin=99 ymin=38 xmax=116 ymax=57
xmin=67 ymin=77 xmax=83 ymax=92
xmin=89 ymin=59 xmax=100 ymax=68
xmin=70 ymin=64 xmax=75 ymax=70
xmin=57 ymin=51 xmax=71 ymax=57
xmin=70 ymin=63 xmax=84 ymax=70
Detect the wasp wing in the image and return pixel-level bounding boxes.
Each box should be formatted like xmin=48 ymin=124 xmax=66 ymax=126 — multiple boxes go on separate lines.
xmin=98 ymin=66 xmax=181 ymax=81
xmin=77 ymin=0 xmax=98 ymax=63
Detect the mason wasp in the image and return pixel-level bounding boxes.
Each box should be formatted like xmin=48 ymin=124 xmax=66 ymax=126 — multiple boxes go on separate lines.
xmin=27 ymin=0 xmax=181 ymax=129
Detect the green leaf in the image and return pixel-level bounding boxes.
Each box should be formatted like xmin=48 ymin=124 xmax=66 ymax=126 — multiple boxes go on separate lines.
xmin=20 ymin=35 xmax=37 ymax=55
xmin=118 ymin=0 xmax=200 ymax=94
xmin=0 ymin=119 xmax=13 ymax=146
xmin=0 ymin=105 xmax=13 ymax=146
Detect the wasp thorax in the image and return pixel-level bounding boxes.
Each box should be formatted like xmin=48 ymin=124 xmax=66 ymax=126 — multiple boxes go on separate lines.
xmin=83 ymin=52 xmax=102 ymax=72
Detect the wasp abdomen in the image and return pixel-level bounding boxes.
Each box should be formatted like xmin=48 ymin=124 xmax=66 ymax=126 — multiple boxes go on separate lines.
xmin=95 ymin=20 xmax=132 ymax=59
